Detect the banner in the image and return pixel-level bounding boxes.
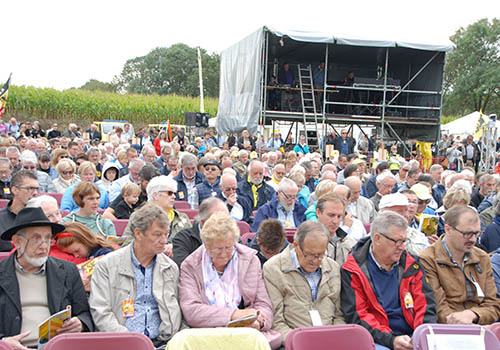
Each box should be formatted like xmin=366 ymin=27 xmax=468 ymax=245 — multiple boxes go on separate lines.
xmin=0 ymin=74 xmax=11 ymax=119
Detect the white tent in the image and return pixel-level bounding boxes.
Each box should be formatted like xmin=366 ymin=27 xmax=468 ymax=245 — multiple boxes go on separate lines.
xmin=441 ymin=111 xmax=499 ymax=137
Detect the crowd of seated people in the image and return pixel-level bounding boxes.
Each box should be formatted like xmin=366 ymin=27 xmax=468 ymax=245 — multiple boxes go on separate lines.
xmin=1 ymin=121 xmax=500 ymax=350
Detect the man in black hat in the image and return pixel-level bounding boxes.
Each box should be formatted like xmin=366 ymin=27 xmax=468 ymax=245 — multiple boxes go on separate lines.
xmin=0 ymin=207 xmax=93 ymax=349
xmin=195 ymin=159 xmax=222 ymax=206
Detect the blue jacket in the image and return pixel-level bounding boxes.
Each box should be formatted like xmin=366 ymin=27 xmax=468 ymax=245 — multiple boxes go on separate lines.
xmin=481 ymin=217 xmax=500 ymax=253
xmin=364 ymin=175 xmax=378 ymax=199
xmin=478 ymin=194 xmax=495 ymax=213
xmin=432 ymin=184 xmax=445 ymax=209
xmin=293 ymin=143 xmax=310 ymax=154
xmin=174 ymin=170 xmax=205 ymax=201
xmin=491 ymin=248 xmax=500 ymax=298
xmin=252 ymin=197 xmax=306 ymax=232
xmin=60 ymin=182 xmax=110 ymax=212
xmin=237 ymin=178 xmax=275 ymax=211
xmin=196 ymin=177 xmax=222 ymax=205
xmin=216 ymin=193 xmax=254 ymax=226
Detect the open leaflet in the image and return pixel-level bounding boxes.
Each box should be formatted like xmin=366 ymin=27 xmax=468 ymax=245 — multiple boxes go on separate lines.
xmin=227 ymin=313 xmax=258 ymax=328
xmin=38 ymin=305 xmax=71 ymax=349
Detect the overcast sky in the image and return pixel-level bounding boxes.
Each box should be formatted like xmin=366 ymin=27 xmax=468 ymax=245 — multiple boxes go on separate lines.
xmin=2 ymin=0 xmax=498 ymax=90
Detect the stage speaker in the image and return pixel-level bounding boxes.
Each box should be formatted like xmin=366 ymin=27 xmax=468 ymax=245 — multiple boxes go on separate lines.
xmin=196 ymin=113 xmax=210 ymax=127
xmin=184 ymin=112 xmax=197 ymax=126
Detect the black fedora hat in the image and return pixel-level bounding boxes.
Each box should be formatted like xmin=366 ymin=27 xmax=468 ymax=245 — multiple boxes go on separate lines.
xmin=1 ymin=207 xmax=66 ymax=241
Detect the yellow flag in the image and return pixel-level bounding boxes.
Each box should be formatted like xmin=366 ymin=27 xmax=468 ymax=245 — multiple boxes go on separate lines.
xmin=474 ymin=110 xmax=487 ymax=139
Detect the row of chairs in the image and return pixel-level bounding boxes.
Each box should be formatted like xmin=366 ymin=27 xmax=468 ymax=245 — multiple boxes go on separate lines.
xmin=1 ymin=323 xmax=499 ymax=350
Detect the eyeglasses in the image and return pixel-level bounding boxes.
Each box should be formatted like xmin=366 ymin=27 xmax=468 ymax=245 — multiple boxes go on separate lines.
xmin=223 ymin=187 xmax=237 ymax=193
xmin=205 ymin=167 xmax=219 ymax=172
xmin=281 ymin=191 xmax=297 ymax=201
xmin=59 ymin=155 xmax=69 ymax=159
xmin=22 ymin=165 xmax=36 ymax=170
xmin=379 ymin=232 xmax=407 ymax=247
xmin=298 ymin=246 xmax=324 ymax=261
xmin=451 ymin=225 xmax=481 ymax=239
xmin=16 ymin=186 xmax=40 ymax=193
xmin=209 ymin=245 xmax=234 ymax=255
xmin=61 ymin=170 xmax=74 ymax=175
xmin=159 ymin=190 xmax=176 ymax=197
xmin=19 ymin=235 xmax=55 ymax=246
xmin=418 ymin=199 xmax=431 ymax=205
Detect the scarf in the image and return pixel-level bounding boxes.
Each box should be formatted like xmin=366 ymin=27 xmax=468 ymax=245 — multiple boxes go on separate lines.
xmin=249 ymin=176 xmax=263 ymax=208
xmin=168 ymin=208 xmax=175 ymax=224
xmin=201 ymin=245 xmax=241 ymax=309
xmin=272 ymin=176 xmax=280 ymax=186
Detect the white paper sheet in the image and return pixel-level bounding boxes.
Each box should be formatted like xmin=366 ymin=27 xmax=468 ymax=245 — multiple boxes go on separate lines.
xmin=426 ymin=334 xmax=485 ymax=350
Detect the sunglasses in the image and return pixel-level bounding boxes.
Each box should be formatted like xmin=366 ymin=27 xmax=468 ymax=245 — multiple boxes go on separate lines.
xmin=159 ymin=190 xmax=176 ymax=196
xmin=62 ymin=170 xmax=74 ymax=175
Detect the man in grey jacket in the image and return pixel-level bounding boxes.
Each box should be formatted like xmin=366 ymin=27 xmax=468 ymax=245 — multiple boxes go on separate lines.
xmin=345 ymin=176 xmax=376 ymax=224
xmin=89 ymin=204 xmax=183 ymax=348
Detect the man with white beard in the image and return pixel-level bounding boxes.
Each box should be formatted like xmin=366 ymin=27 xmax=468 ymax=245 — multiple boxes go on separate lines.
xmin=237 ymin=160 xmax=275 ymax=211
xmin=252 ymin=178 xmax=306 ymax=232
xmin=0 ymin=207 xmax=93 ymax=349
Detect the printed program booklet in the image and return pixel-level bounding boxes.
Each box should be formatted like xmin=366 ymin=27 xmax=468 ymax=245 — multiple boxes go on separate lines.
xmin=38 ymin=305 xmax=71 ymax=349
xmin=227 ymin=313 xmax=258 ymax=328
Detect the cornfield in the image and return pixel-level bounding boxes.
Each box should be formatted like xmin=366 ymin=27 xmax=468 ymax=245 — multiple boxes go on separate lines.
xmin=5 ymin=85 xmax=219 ymax=127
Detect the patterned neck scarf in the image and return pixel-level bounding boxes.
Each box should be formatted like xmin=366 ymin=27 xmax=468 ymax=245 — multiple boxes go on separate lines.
xmin=201 ymin=245 xmax=241 ymax=309
xmin=248 ymin=176 xmax=263 ymax=208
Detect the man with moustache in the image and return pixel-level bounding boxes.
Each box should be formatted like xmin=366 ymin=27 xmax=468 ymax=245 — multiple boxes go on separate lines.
xmin=252 ymin=178 xmax=305 ymax=232
xmin=0 ymin=207 xmax=93 ymax=349
xmin=420 ymin=205 xmax=500 ymax=325
xmin=237 ymin=160 xmax=275 ymax=211
xmin=341 ymin=211 xmax=437 ymax=350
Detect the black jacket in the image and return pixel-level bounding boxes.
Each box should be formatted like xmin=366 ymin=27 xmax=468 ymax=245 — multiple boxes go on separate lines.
xmin=237 ymin=179 xmax=275 ymax=211
xmin=87 ymin=129 xmax=102 ymax=141
xmin=0 ymin=254 xmax=94 ymax=339
xmin=216 ymin=192 xmax=254 ymax=226
xmin=0 ymin=202 xmax=16 ymax=252
xmin=172 ymin=222 xmax=202 ymax=267
xmin=333 ymin=137 xmax=355 ymax=155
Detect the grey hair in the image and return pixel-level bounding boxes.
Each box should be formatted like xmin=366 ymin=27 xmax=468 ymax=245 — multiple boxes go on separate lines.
xmin=479 ymin=174 xmax=494 ymax=185
xmin=429 ymin=164 xmax=443 ymax=174
xmin=370 ymin=211 xmax=408 ymax=239
xmin=180 ymin=153 xmax=197 ymax=166
xmin=199 ymin=197 xmax=225 ymax=221
xmin=278 ymin=177 xmax=297 ymax=193
xmin=6 ymin=146 xmax=21 ymax=156
xmin=21 ymin=150 xmax=37 ymax=164
xmin=376 ymin=171 xmax=395 ymax=184
xmin=146 ymin=175 xmax=177 ymax=201
xmin=142 ymin=145 xmax=156 ymax=155
xmin=86 ymin=147 xmax=101 ymax=157
xmin=161 ymin=144 xmax=172 ymax=153
xmin=25 ymin=195 xmax=58 ymax=208
xmin=294 ymin=221 xmax=329 ymax=247
xmin=127 ymin=204 xmax=170 ymax=238
xmin=0 ymin=157 xmax=12 ymax=169
xmin=238 ymin=149 xmax=248 ymax=157
xmin=128 ymin=158 xmax=145 ymax=169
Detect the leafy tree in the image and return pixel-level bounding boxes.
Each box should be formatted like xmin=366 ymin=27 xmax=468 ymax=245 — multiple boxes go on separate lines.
xmin=79 ymin=79 xmax=116 ymax=93
xmin=114 ymin=43 xmax=220 ymax=98
xmin=442 ymin=18 xmax=500 ymax=116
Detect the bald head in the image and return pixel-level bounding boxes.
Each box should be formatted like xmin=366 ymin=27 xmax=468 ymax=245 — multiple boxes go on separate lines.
xmin=333 ymin=184 xmax=351 ymax=203
xmin=344 ymin=176 xmax=362 ymax=202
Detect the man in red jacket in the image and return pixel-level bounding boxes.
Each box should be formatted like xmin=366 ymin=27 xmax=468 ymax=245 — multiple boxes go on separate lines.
xmin=341 ymin=211 xmax=437 ymax=350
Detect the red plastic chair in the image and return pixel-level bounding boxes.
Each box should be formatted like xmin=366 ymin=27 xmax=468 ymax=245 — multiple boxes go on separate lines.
xmin=174 ymin=201 xmax=191 ymax=210
xmin=285 ymin=228 xmax=296 ymax=243
xmin=363 ymin=223 xmax=371 ymax=233
xmin=43 ymin=192 xmax=63 ymax=206
xmin=44 ymin=332 xmax=154 ymax=350
xmin=60 ymin=210 xmax=70 ymax=217
xmin=112 ymin=219 xmax=129 ymax=236
xmin=413 ymin=323 xmax=500 ymax=350
xmin=490 ymin=323 xmax=500 ymax=342
xmin=241 ymin=232 xmax=257 ymax=245
xmin=0 ymin=340 xmax=11 ymax=350
xmin=285 ymin=324 xmax=374 ymax=350
xmin=0 ymin=199 xmax=8 ymax=209
xmin=0 ymin=252 xmax=10 ymax=262
xmin=179 ymin=208 xmax=199 ymax=220
xmin=237 ymin=220 xmax=251 ymax=235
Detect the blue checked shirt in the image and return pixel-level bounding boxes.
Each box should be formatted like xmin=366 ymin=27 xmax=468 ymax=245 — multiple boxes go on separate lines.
xmin=125 ymin=248 xmax=161 ymax=339
xmin=290 ymin=248 xmax=321 ymax=301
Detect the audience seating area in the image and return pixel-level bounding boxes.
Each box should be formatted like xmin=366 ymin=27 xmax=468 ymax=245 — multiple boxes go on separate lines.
xmin=43 ymin=332 xmax=154 ymax=350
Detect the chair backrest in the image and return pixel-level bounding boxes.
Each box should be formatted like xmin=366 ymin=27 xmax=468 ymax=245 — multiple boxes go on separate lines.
xmin=44 ymin=192 xmax=63 ymax=206
xmin=179 ymin=208 xmax=199 ymax=220
xmin=285 ymin=324 xmax=374 ymax=350
xmin=413 ymin=323 xmax=500 ymax=350
xmin=45 ymin=332 xmax=154 ymax=350
xmin=60 ymin=209 xmax=70 ymax=217
xmin=0 ymin=199 xmax=8 ymax=209
xmin=112 ymin=219 xmax=129 ymax=236
xmin=0 ymin=252 xmax=9 ymax=262
xmin=285 ymin=228 xmax=296 ymax=243
xmin=0 ymin=340 xmax=11 ymax=350
xmin=363 ymin=223 xmax=371 ymax=233
xmin=241 ymin=232 xmax=257 ymax=245
xmin=490 ymin=323 xmax=500 ymax=342
xmin=174 ymin=200 xmax=191 ymax=210
xmin=236 ymin=220 xmax=251 ymax=235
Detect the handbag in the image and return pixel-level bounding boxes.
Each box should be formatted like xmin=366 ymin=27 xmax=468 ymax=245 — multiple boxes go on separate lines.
xmin=440 ymin=157 xmax=449 ymax=168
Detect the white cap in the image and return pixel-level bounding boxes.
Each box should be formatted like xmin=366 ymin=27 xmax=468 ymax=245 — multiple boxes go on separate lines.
xmin=379 ymin=193 xmax=409 ymax=210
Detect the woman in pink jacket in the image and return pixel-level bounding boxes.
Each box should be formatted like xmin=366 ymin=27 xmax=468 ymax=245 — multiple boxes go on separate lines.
xmin=178 ymin=211 xmax=281 ymax=349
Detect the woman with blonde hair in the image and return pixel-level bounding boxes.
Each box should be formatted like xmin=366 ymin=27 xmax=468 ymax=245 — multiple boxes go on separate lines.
xmin=179 ymin=211 xmax=281 ymax=349
xmin=53 ymin=158 xmax=79 ymax=193
xmin=304 ymin=179 xmax=337 ymax=220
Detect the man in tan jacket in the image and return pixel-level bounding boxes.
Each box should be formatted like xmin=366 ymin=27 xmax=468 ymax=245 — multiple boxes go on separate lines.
xmin=420 ymin=205 xmax=500 ymax=325
xmin=263 ymin=221 xmax=344 ymax=345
